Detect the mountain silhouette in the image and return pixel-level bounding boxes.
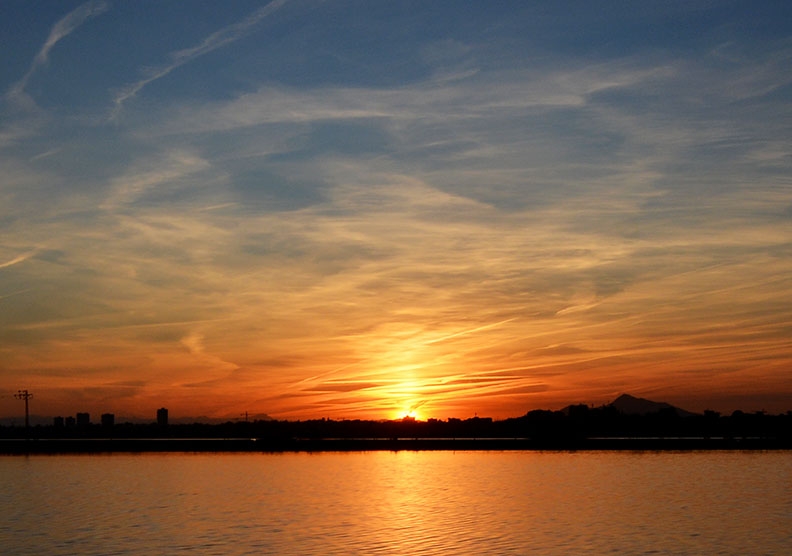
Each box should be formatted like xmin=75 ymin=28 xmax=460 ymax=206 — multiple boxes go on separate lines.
xmin=609 ymin=393 xmax=696 ymax=417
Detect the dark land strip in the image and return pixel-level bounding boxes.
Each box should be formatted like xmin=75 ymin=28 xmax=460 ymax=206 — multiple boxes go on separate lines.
xmin=2 ymin=436 xmax=792 ymax=454
xmin=3 ymin=401 xmax=790 ymax=454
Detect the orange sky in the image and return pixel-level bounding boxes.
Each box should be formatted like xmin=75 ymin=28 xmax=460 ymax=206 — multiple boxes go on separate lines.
xmin=5 ymin=191 xmax=791 ymax=420
xmin=2 ymin=2 xmax=791 ymax=422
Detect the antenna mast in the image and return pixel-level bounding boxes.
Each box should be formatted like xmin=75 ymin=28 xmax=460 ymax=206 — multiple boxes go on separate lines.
xmin=14 ymin=390 xmax=33 ymax=429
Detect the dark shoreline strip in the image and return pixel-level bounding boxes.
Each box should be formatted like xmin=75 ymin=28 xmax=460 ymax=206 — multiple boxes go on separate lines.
xmin=1 ymin=437 xmax=790 ymax=454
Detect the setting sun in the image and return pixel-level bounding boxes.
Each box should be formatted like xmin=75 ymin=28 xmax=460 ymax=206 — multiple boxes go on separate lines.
xmin=394 ymin=404 xmax=425 ymax=422
xmin=2 ymin=2 xmax=789 ymax=554
xmin=1 ymin=0 xmax=791 ymax=424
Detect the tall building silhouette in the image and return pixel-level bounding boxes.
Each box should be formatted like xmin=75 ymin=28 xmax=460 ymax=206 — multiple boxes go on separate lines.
xmin=157 ymin=407 xmax=168 ymax=427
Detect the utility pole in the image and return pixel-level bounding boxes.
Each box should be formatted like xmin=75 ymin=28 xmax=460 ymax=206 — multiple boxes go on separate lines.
xmin=14 ymin=389 xmax=33 ymax=429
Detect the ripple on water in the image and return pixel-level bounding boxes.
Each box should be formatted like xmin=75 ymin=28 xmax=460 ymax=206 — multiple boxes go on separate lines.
xmin=0 ymin=451 xmax=789 ymax=555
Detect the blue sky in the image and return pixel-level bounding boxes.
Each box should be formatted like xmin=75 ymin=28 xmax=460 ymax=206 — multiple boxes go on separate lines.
xmin=1 ymin=1 xmax=791 ymax=420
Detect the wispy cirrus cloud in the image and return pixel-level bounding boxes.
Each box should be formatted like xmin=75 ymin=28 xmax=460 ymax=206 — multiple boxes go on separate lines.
xmin=5 ymin=0 xmax=108 ymax=107
xmin=0 ymin=250 xmax=38 ymax=269
xmin=143 ymin=63 xmax=663 ymax=137
xmin=111 ymin=0 xmax=292 ymax=118
xmin=2 ymin=2 xmax=791 ymax=419
xmin=101 ymin=149 xmax=212 ymax=210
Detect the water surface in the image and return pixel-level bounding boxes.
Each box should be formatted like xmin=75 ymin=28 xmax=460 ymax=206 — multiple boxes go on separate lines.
xmin=2 ymin=451 xmax=789 ymax=555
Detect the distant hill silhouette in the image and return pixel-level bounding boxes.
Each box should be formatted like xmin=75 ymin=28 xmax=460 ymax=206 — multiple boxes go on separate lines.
xmin=609 ymin=393 xmax=697 ymax=417
xmin=3 ymin=396 xmax=791 ymax=452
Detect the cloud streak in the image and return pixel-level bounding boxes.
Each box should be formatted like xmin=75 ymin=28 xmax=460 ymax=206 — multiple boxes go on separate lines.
xmin=111 ymin=0 xmax=292 ymax=118
xmin=0 ymin=250 xmax=37 ymax=269
xmin=5 ymin=0 xmax=108 ymax=106
xmin=1 ymin=2 xmax=790 ymax=420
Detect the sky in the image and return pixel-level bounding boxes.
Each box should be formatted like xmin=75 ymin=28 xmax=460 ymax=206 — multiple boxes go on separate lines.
xmin=1 ymin=0 xmax=791 ymax=422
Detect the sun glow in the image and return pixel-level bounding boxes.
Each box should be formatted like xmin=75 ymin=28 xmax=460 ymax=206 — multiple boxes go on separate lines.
xmin=395 ymin=409 xmax=422 ymax=421
xmin=392 ymin=399 xmax=427 ymax=421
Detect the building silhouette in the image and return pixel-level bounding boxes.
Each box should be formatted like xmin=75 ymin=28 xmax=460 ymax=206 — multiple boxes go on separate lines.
xmin=101 ymin=413 xmax=115 ymax=427
xmin=76 ymin=412 xmax=90 ymax=426
xmin=157 ymin=407 xmax=168 ymax=427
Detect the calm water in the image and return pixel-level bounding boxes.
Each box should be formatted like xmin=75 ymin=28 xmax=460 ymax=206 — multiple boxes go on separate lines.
xmin=1 ymin=451 xmax=789 ymax=555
